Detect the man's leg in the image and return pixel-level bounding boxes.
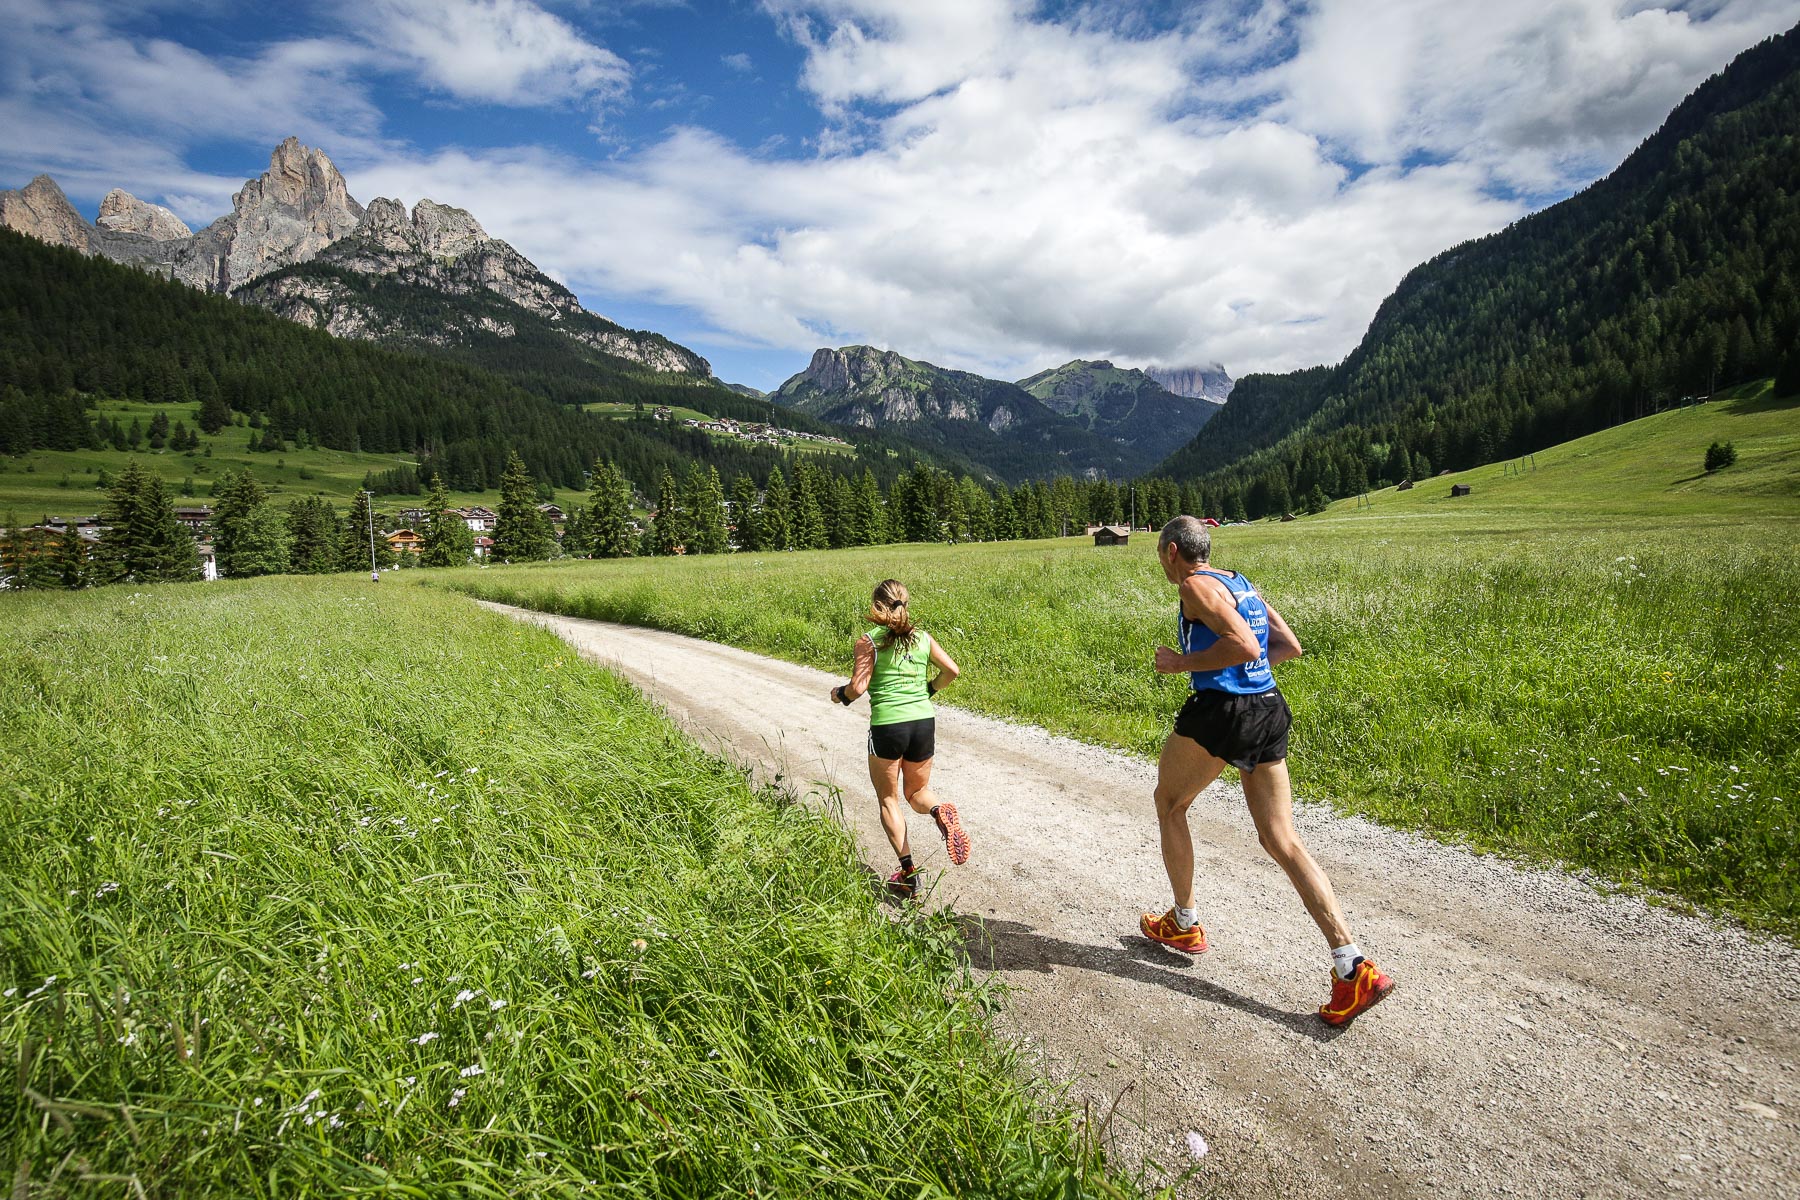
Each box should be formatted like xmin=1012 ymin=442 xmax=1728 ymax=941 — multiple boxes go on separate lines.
xmin=1155 ymin=733 xmax=1227 ymax=911
xmin=1241 ymin=759 xmax=1351 ymax=947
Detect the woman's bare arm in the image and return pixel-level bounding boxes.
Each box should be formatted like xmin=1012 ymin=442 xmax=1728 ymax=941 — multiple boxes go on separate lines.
xmin=928 ymin=637 xmax=959 ymax=692
xmin=836 ymin=634 xmax=877 ymax=703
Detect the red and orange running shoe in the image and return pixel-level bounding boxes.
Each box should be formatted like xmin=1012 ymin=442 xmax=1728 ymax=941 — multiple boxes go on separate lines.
xmin=932 ymin=803 xmax=971 ymax=865
xmin=1319 ymin=959 xmax=1395 ymax=1026
xmin=887 ymin=867 xmax=923 ymax=901
xmin=1139 ymin=908 xmax=1208 ymax=954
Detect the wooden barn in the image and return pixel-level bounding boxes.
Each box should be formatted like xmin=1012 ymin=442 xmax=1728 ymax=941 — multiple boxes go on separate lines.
xmin=1450 ymin=484 xmax=1472 ymax=497
xmin=1092 ymin=525 xmax=1131 ymax=546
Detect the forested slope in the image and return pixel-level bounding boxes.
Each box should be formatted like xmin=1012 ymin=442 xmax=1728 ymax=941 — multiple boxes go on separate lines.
xmin=1155 ymin=24 xmax=1800 ymax=516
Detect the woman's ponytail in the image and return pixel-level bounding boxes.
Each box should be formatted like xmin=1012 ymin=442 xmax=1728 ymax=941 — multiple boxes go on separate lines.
xmin=870 ymin=579 xmax=917 ymax=652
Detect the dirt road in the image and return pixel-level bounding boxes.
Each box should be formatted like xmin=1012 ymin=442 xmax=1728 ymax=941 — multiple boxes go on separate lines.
xmin=485 ymin=602 xmax=1800 ymax=1198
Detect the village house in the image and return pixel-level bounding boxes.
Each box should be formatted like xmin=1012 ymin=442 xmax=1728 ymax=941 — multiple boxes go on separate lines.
xmin=386 ymin=528 xmax=424 ymax=555
xmin=1092 ymin=525 xmax=1131 ymax=546
xmin=472 ymin=535 xmax=494 ymax=560
xmin=172 ymin=505 xmax=213 ymax=533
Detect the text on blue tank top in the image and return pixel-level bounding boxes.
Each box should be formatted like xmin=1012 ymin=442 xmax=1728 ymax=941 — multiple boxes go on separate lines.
xmin=1180 ymin=568 xmax=1276 ymax=695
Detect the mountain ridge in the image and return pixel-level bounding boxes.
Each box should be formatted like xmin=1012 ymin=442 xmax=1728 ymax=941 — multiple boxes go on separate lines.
xmin=1014 ymin=358 xmax=1222 ymax=465
xmin=0 ymin=138 xmax=710 ymax=379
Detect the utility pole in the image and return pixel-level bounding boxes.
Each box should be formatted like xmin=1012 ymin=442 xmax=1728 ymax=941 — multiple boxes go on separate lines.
xmin=363 ymin=489 xmax=378 ymax=582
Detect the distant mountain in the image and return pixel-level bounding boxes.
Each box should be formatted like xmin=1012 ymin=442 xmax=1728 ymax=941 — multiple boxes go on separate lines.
xmin=772 ymin=345 xmax=1139 ymax=482
xmin=1144 ymin=364 xmax=1233 ymax=403
xmin=722 ymin=382 xmax=766 ymax=399
xmin=0 ymin=138 xmax=710 ymax=381
xmin=1152 ymin=22 xmax=1800 ymax=516
xmin=1014 ymin=359 xmax=1222 ymax=464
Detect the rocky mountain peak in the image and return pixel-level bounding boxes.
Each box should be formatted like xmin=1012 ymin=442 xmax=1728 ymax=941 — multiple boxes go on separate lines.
xmin=0 ymin=175 xmax=92 ymax=252
xmin=412 ymin=199 xmax=489 ymax=258
xmin=1145 ymin=363 xmax=1233 ymax=403
xmin=96 ymin=189 xmax=191 ymax=241
xmin=222 ymin=137 xmax=364 ymax=289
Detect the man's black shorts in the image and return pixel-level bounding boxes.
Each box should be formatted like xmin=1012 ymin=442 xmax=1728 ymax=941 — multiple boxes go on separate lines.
xmin=1173 ymin=688 xmax=1291 ymax=771
xmin=869 ymin=717 xmax=935 ymax=762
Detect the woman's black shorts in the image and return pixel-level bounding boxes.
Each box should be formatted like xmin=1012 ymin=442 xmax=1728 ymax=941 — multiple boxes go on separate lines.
xmin=1173 ymin=688 xmax=1290 ymax=771
xmin=868 ymin=717 xmax=935 ymax=762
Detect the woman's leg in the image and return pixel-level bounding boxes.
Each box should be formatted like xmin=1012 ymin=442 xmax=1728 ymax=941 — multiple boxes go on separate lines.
xmin=868 ymin=754 xmax=911 ymax=859
xmin=900 ymin=755 xmax=936 ymax=814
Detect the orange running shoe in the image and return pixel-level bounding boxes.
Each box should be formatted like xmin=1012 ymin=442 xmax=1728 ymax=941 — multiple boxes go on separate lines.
xmin=932 ymin=803 xmax=971 ymax=865
xmin=1139 ymin=908 xmax=1208 ymax=954
xmin=1319 ymin=959 xmax=1395 ymax=1026
xmin=887 ymin=866 xmax=923 ymax=901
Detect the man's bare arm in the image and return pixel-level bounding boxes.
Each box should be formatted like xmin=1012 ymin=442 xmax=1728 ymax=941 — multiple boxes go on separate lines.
xmin=1154 ymin=576 xmax=1260 ymax=674
xmin=1266 ymin=603 xmax=1303 ymax=666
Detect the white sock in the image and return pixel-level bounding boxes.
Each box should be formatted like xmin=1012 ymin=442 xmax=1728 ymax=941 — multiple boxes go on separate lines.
xmin=1332 ymin=943 xmax=1364 ymax=980
xmin=1173 ymin=904 xmax=1199 ymax=930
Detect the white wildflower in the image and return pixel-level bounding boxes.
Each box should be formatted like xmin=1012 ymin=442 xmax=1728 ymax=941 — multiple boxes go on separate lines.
xmin=489 ymin=999 xmax=507 ymax=1011
xmin=459 ymin=1064 xmax=484 ymax=1078
xmin=453 ymin=988 xmax=479 ymax=1007
xmin=411 ymin=1031 xmax=439 ymax=1046
xmin=448 ymin=1088 xmax=466 ymax=1109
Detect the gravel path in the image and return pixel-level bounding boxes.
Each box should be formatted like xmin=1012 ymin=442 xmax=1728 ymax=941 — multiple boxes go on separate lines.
xmin=485 ymin=602 xmax=1800 ymax=1199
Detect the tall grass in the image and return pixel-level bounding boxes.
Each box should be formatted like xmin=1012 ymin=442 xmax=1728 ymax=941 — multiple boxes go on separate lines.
xmin=442 ymin=521 xmax=1800 ymax=933
xmin=0 ymin=579 xmax=1138 ymax=1197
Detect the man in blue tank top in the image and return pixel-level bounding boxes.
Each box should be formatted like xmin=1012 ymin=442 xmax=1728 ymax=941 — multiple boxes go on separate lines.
xmin=1138 ymin=515 xmax=1396 ymax=1026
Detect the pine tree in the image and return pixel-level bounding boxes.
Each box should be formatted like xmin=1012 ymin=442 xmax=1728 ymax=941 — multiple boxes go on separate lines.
xmin=421 ymin=475 xmax=475 ymax=567
xmin=340 ymin=491 xmax=388 ymax=574
xmin=212 ymin=469 xmax=290 ymax=578
xmin=760 ymin=467 xmax=791 ymax=551
xmin=854 ymin=469 xmax=886 ymax=545
xmin=652 ymin=467 xmax=685 ymax=556
xmin=560 ymin=508 xmax=592 ymax=559
xmin=792 ymin=472 xmax=827 ymax=550
xmin=285 ymin=497 xmax=340 ymax=573
xmin=51 ymin=522 xmax=89 ymax=588
xmin=730 ymin=474 xmax=760 ymax=551
xmin=686 ymin=464 xmax=729 ymax=555
xmin=1777 ymin=352 xmax=1800 ymax=398
xmin=585 ymin=459 xmax=635 ymax=558
xmin=94 ymin=460 xmax=199 ymax=584
xmin=493 ymin=451 xmax=555 ymax=561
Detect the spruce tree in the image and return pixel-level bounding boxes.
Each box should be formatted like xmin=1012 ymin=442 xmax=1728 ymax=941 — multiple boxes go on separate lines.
xmin=652 ymin=467 xmax=685 ymax=556
xmin=792 ymin=471 xmax=827 ymax=550
xmin=854 ymin=469 xmax=886 ymax=545
xmin=1777 ymin=352 xmax=1800 ymax=398
xmin=213 ymin=470 xmax=291 ymax=578
xmin=52 ymin=522 xmax=89 ymax=588
xmin=340 ymin=491 xmax=389 ymax=574
xmin=730 ymin=474 xmax=760 ymax=551
xmin=760 ymin=466 xmax=791 ymax=551
xmin=585 ymin=459 xmax=634 ymax=558
xmin=285 ymin=497 xmax=340 ymax=573
xmin=493 ymin=451 xmax=555 ymax=561
xmin=559 ymin=509 xmax=592 ymax=559
xmin=684 ymin=465 xmax=729 ymax=555
xmin=420 ymin=475 xmax=474 ymax=567
xmin=94 ymin=460 xmax=199 ymax=584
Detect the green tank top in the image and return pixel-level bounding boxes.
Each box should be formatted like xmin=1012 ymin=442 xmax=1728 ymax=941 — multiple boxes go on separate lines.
xmin=865 ymin=626 xmax=935 ymax=726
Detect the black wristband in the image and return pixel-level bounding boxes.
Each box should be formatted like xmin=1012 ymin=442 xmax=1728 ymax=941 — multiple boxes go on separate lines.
xmin=833 ymin=685 xmax=849 ymax=705
xmin=927 ymin=681 xmax=939 ymax=697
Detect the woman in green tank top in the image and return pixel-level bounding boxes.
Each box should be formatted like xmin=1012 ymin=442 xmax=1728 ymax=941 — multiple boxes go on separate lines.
xmin=829 ymin=579 xmax=970 ymax=898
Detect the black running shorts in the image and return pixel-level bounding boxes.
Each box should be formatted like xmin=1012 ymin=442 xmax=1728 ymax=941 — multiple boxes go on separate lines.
xmin=1173 ymin=688 xmax=1291 ymax=771
xmin=868 ymin=717 xmax=935 ymax=762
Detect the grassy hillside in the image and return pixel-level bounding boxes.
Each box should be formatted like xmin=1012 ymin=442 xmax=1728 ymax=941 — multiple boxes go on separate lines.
xmin=439 ymin=392 xmax=1800 ymax=932
xmin=0 ymin=399 xmax=578 ymax=523
xmin=0 ymin=578 xmax=1135 ymax=1197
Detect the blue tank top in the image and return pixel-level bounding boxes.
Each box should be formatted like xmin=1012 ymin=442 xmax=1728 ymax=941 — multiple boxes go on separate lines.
xmin=1179 ymin=568 xmax=1276 ymax=695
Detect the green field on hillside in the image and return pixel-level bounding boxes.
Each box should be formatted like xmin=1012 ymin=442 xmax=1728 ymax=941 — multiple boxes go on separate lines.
xmin=0 ymin=579 xmax=1137 ymax=1197
xmin=442 ymin=390 xmax=1800 ymax=932
xmin=0 ymin=399 xmax=590 ymax=523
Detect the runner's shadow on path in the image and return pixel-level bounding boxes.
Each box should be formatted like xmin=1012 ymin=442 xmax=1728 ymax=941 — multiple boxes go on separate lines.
xmin=957 ymin=915 xmax=1344 ymax=1043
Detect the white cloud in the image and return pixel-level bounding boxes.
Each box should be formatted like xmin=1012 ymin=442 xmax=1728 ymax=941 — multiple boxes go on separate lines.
xmin=3 ymin=0 xmax=1796 ymax=384
xmin=342 ymin=0 xmax=629 ymax=110
xmin=721 ymin=51 xmax=754 ymax=72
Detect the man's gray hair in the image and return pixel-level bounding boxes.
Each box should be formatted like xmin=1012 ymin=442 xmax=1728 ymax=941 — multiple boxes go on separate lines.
xmin=1159 ymin=515 xmax=1211 ymax=563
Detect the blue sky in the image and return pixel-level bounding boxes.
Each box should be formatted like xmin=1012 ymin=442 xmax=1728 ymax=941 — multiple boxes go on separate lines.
xmin=4 ymin=0 xmax=1798 ymax=388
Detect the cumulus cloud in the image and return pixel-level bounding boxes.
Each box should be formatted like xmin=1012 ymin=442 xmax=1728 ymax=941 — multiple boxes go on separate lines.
xmin=2 ymin=0 xmax=1796 ymax=382
xmin=721 ymin=51 xmax=754 ymax=72
xmin=343 ymin=0 xmax=629 ymax=110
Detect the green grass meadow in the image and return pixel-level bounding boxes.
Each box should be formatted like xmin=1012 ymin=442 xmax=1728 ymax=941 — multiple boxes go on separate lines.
xmin=0 ymin=580 xmax=1140 ymax=1197
xmin=443 ymin=390 xmax=1800 ymax=932
xmin=0 ymin=399 xmax=579 ymax=523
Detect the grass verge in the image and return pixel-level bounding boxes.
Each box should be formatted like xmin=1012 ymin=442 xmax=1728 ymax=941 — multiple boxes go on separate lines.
xmin=0 ymin=579 xmax=1139 ymax=1197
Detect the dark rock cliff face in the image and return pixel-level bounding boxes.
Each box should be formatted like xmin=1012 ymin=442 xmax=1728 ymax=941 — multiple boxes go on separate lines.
xmin=0 ymin=138 xmax=711 ymax=377
xmin=1144 ymin=364 xmax=1233 ymax=403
